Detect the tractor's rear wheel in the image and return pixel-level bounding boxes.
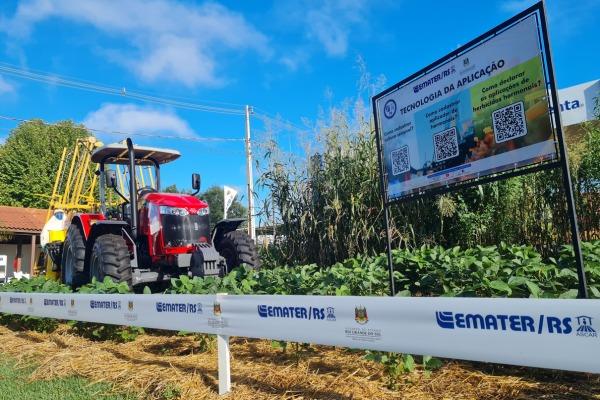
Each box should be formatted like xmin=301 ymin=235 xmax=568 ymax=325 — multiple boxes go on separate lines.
xmin=216 ymin=230 xmax=260 ymax=273
xmin=60 ymin=225 xmax=88 ymax=287
xmin=89 ymin=234 xmax=132 ymax=285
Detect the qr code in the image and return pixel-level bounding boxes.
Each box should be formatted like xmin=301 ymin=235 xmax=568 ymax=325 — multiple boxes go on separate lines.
xmin=433 ymin=127 xmax=459 ymax=162
xmin=391 ymin=145 xmax=410 ymax=175
xmin=492 ymin=101 xmax=528 ymax=143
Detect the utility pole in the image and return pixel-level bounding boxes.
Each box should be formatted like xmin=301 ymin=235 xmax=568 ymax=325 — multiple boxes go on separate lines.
xmin=245 ymin=105 xmax=256 ymax=241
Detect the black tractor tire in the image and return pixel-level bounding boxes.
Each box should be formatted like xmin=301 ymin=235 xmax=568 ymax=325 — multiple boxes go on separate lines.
xmin=216 ymin=230 xmax=260 ymax=273
xmin=60 ymin=224 xmax=88 ymax=287
xmin=89 ymin=234 xmax=132 ymax=285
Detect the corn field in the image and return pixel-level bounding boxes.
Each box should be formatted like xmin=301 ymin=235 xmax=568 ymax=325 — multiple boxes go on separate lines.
xmin=256 ymin=99 xmax=600 ymax=267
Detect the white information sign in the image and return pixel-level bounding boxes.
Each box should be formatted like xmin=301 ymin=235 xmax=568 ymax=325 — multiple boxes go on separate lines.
xmin=374 ymin=15 xmax=558 ymax=201
xmin=557 ymin=79 xmax=600 ymax=126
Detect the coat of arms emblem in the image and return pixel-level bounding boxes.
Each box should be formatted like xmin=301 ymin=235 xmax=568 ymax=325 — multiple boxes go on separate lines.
xmin=213 ymin=302 xmax=221 ymax=316
xmin=355 ymin=306 xmax=368 ymax=325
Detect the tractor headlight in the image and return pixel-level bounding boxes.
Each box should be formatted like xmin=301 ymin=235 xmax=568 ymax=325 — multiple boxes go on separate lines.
xmin=198 ymin=207 xmax=209 ymax=216
xmin=159 ymin=206 xmax=189 ymax=216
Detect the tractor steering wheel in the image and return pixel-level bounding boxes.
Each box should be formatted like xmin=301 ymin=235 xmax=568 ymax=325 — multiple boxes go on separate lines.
xmin=137 ymin=186 xmax=157 ymax=197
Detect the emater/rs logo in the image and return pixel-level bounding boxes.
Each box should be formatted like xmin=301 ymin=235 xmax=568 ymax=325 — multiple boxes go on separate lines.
xmin=436 ymin=311 xmax=597 ymax=338
xmin=257 ymin=305 xmax=335 ymax=321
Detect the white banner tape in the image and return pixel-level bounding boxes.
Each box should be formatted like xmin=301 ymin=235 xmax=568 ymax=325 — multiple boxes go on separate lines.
xmin=0 ymin=292 xmax=597 ymax=373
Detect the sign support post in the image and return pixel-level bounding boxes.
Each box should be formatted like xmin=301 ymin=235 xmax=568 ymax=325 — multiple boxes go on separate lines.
xmin=382 ymin=206 xmax=396 ymax=297
xmin=372 ymin=120 xmax=396 ymax=297
xmin=538 ymin=1 xmax=588 ymax=298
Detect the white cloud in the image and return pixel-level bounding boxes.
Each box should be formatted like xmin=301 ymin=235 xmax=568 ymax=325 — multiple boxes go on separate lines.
xmin=82 ymin=103 xmax=194 ymax=139
xmin=499 ymin=0 xmax=535 ymax=13
xmin=305 ymin=0 xmax=367 ymax=57
xmin=279 ymin=49 xmax=310 ymax=72
xmin=0 ymin=75 xmax=15 ymax=94
xmin=0 ymin=0 xmax=270 ymax=87
xmin=272 ymin=0 xmax=368 ymax=60
xmin=499 ymin=0 xmax=600 ymax=40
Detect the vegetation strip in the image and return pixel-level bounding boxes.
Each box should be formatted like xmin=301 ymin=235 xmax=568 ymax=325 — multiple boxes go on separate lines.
xmin=0 ymin=356 xmax=133 ymax=400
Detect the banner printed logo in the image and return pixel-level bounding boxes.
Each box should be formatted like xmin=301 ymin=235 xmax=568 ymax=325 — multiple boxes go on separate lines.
xmin=355 ymin=306 xmax=368 ymax=325
xmin=576 ymin=316 xmax=597 ymax=338
xmin=436 ymin=311 xmax=598 ymax=338
xmin=213 ymin=302 xmax=222 ymax=317
xmin=383 ymin=99 xmax=397 ymax=119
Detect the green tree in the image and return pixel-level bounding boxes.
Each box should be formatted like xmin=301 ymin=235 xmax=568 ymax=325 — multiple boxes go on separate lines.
xmin=163 ymin=184 xmax=179 ymax=193
xmin=0 ymin=120 xmax=89 ymax=208
xmin=200 ymin=186 xmax=247 ymax=228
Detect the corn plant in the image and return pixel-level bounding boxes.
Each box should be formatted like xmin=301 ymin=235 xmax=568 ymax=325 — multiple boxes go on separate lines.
xmin=255 ymin=96 xmax=599 ymax=267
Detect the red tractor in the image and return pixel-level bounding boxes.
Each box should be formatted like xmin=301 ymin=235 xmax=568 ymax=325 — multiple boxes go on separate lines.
xmin=59 ymin=138 xmax=259 ymax=287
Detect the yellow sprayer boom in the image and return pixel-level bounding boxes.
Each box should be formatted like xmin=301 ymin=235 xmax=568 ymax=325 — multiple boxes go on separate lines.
xmin=42 ymin=137 xmax=101 ymax=278
xmin=46 ymin=136 xmax=103 ymax=219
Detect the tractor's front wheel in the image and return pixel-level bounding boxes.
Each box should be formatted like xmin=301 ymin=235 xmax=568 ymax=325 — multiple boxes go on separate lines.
xmin=216 ymin=230 xmax=260 ymax=274
xmin=60 ymin=225 xmax=88 ymax=288
xmin=89 ymin=234 xmax=132 ymax=285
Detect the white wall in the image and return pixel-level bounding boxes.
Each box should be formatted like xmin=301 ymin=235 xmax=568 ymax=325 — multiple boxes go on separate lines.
xmin=0 ymin=243 xmax=40 ymax=277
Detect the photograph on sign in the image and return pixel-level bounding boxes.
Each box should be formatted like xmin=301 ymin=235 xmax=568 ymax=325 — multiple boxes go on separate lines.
xmin=374 ymin=14 xmax=558 ymax=202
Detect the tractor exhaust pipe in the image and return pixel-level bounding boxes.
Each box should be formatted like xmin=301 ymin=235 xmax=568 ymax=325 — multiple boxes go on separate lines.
xmin=126 ymin=138 xmax=138 ymax=239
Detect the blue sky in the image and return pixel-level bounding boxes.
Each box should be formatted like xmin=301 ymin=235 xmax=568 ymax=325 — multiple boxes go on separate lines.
xmin=0 ymin=0 xmax=598 ymax=201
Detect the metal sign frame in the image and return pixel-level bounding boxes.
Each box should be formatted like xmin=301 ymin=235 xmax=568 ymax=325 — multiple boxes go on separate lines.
xmin=372 ymin=1 xmax=588 ymax=298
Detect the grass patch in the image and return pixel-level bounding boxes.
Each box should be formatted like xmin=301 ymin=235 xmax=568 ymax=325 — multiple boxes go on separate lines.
xmin=0 ymin=357 xmax=134 ymax=400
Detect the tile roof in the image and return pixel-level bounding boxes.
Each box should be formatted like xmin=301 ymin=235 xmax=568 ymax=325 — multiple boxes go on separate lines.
xmin=0 ymin=206 xmax=47 ymax=234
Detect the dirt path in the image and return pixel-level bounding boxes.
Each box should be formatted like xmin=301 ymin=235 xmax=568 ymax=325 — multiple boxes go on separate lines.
xmin=0 ymin=325 xmax=598 ymax=399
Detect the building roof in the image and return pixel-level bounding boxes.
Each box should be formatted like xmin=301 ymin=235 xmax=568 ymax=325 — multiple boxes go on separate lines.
xmin=0 ymin=206 xmax=47 ymax=234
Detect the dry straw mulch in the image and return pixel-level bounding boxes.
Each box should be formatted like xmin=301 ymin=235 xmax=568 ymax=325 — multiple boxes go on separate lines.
xmin=0 ymin=324 xmax=598 ymax=400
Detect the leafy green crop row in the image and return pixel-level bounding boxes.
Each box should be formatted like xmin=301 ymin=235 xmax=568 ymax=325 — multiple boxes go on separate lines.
xmin=170 ymin=241 xmax=600 ymax=299
xmin=2 ymin=241 xmax=598 ymax=301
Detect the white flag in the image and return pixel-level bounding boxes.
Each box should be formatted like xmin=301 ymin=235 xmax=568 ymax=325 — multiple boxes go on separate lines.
xmin=223 ymin=186 xmax=238 ymax=219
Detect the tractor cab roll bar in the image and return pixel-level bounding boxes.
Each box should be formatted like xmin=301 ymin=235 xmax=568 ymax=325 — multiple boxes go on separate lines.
xmin=92 ymin=140 xmax=181 ymax=219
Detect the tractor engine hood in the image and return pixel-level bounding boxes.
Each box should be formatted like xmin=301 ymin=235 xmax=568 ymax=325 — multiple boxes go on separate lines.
xmin=143 ymin=192 xmax=208 ymax=211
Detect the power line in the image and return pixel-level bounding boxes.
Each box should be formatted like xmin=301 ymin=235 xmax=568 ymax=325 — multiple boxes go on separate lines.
xmin=0 ymin=63 xmax=245 ymax=115
xmin=0 ymin=63 xmax=312 ymax=149
xmin=0 ymin=63 xmax=318 ymax=138
xmin=0 ymin=114 xmax=244 ymax=143
xmin=252 ymin=108 xmax=310 ymax=135
xmin=0 ymin=63 xmax=313 ymax=131
xmin=5 ymin=62 xmax=249 ymax=109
